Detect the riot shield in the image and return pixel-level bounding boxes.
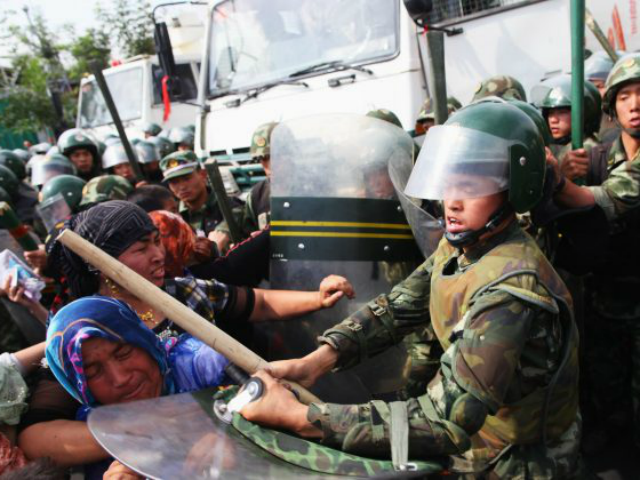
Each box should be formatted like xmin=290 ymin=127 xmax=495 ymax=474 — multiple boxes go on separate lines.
xmin=388 ymin=151 xmax=444 ymax=259
xmin=88 ymin=390 xmax=440 ymax=479
xmin=268 ymin=114 xmax=423 ymax=402
xmin=36 ymin=193 xmax=72 ymax=233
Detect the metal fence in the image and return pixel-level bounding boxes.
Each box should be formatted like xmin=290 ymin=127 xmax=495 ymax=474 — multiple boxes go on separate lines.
xmin=425 ymin=0 xmax=543 ymax=26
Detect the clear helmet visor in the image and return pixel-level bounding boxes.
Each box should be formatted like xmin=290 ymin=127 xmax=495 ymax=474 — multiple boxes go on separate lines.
xmin=405 ymin=126 xmax=512 ymax=201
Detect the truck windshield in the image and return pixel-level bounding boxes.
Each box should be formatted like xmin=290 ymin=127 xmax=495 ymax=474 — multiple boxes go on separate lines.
xmin=78 ymin=67 xmax=144 ymax=128
xmin=207 ymin=0 xmax=399 ymax=97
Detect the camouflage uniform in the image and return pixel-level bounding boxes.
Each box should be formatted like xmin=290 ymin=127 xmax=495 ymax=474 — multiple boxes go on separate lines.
xmin=574 ymin=54 xmax=640 ymax=449
xmin=471 ymin=75 xmax=527 ymax=102
xmin=228 ymin=123 xmax=277 ymax=237
xmin=79 ymin=175 xmax=133 ymax=209
xmin=308 ymin=222 xmax=580 ymax=478
xmin=160 ymin=151 xmax=243 ymax=237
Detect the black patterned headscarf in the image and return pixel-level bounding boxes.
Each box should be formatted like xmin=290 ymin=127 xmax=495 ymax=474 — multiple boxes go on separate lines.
xmin=46 ymin=200 xmax=157 ymax=298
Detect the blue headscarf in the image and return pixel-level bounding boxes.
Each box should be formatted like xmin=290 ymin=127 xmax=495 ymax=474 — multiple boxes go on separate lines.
xmin=45 ymin=296 xmax=176 ymax=406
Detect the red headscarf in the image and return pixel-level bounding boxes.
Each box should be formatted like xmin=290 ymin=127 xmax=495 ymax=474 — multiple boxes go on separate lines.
xmin=149 ymin=210 xmax=195 ymax=277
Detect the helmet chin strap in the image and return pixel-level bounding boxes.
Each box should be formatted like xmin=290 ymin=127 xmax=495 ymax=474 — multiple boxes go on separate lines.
xmin=440 ymin=203 xmax=512 ymax=249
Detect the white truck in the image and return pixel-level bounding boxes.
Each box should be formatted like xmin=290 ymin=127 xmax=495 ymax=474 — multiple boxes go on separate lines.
xmin=194 ymin=0 xmax=639 ymax=162
xmin=76 ymin=9 xmax=205 ymax=140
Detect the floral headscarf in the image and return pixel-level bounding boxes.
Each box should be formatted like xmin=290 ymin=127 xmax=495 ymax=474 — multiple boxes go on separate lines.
xmin=149 ymin=210 xmax=195 ymax=277
xmin=45 ymin=295 xmax=176 ymax=407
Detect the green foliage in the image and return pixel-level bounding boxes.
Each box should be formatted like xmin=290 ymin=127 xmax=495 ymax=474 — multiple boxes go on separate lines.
xmin=67 ymin=28 xmax=112 ymax=82
xmin=97 ymin=0 xmax=155 ymax=58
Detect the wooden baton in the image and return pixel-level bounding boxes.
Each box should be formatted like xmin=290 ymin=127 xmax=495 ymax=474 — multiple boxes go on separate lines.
xmin=57 ymin=229 xmax=321 ymax=405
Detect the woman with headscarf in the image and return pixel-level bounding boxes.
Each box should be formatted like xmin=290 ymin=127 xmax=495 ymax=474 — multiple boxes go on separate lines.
xmin=45 ymin=295 xmax=230 ymax=479
xmin=19 ymin=200 xmax=354 ymax=466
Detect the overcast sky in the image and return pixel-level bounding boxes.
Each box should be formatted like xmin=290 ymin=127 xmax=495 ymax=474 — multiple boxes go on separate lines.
xmin=0 ymin=0 xmax=167 ymax=64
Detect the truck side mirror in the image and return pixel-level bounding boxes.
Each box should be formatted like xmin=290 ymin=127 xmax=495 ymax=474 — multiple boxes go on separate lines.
xmin=154 ymin=21 xmax=179 ymax=97
xmin=403 ymin=0 xmax=434 ymax=26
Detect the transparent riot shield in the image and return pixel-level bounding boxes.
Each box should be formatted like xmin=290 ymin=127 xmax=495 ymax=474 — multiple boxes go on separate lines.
xmin=388 ymin=152 xmax=444 ymax=259
xmin=36 ymin=193 xmax=72 ymax=233
xmin=88 ymin=390 xmax=441 ymax=479
xmin=268 ymin=114 xmax=423 ymax=403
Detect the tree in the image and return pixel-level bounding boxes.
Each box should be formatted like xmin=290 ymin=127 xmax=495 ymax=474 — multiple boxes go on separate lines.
xmin=97 ymin=0 xmax=155 ymax=58
xmin=0 ymin=8 xmax=73 ymax=134
xmin=66 ymin=28 xmax=112 ymax=83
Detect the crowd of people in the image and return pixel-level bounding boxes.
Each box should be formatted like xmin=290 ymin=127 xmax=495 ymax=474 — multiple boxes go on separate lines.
xmin=0 ymin=48 xmax=637 ymax=479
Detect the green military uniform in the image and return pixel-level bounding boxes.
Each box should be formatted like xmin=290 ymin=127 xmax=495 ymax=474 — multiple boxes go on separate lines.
xmin=301 ymin=102 xmax=580 ymax=478
xmin=573 ymin=54 xmax=640 ymax=450
xmin=160 ymin=151 xmax=242 ymax=236
xmin=311 ymin=224 xmax=580 ymax=477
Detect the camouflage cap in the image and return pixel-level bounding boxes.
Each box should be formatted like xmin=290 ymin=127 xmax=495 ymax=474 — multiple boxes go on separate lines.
xmin=159 ymin=150 xmax=200 ymax=181
xmin=416 ymin=97 xmax=463 ymax=122
xmin=472 ymin=75 xmax=527 ymax=102
xmin=366 ymin=109 xmax=403 ymax=129
xmin=250 ymin=122 xmax=279 ymax=159
xmin=603 ymin=53 xmax=640 ymax=115
xmin=79 ymin=174 xmax=133 ymax=207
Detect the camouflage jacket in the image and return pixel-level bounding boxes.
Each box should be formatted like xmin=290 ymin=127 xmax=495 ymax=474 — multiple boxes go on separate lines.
xmin=587 ymin=135 xmax=640 ymax=221
xmin=179 ymin=188 xmax=242 ymax=237
xmin=310 ymin=222 xmax=580 ymax=478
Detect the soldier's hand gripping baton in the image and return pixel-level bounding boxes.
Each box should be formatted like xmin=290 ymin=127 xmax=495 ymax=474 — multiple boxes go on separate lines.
xmin=203 ymin=158 xmax=242 ymax=244
xmin=0 ymin=202 xmax=39 ymax=251
xmin=56 ymin=229 xmax=321 ymax=405
xmin=90 ymin=61 xmax=147 ymax=183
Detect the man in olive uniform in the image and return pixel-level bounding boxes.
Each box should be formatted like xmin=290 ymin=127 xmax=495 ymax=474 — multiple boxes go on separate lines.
xmin=58 ymin=129 xmax=101 ymax=182
xmin=471 ymin=74 xmax=527 ymax=102
xmin=533 ymin=75 xmax=602 ymax=183
xmin=414 ymin=97 xmax=462 ymax=137
xmin=234 ymin=122 xmax=278 ymax=237
xmin=240 ymin=101 xmax=581 ymax=478
xmin=585 ymin=51 xmax=620 ymax=142
xmin=552 ymin=53 xmax=640 ymax=451
xmin=160 ymin=151 xmax=240 ymax=255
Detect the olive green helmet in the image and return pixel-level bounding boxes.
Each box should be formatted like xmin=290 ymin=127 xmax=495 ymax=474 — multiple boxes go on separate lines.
xmin=79 ymin=174 xmax=133 ymax=207
xmin=0 ymin=150 xmax=26 ymax=180
xmin=142 ymin=122 xmax=162 ymax=136
xmin=41 ymin=174 xmax=87 ymax=211
xmin=57 ymin=129 xmax=98 ymax=158
xmin=471 ymin=75 xmax=527 ymax=102
xmin=0 ymin=165 xmax=20 ymax=198
xmin=366 ymin=109 xmax=403 ymax=129
xmin=504 ymin=99 xmax=554 ymax=147
xmin=603 ymin=53 xmax=640 ymax=116
xmin=531 ymin=74 xmax=602 ymax=137
xmin=406 ymin=101 xmax=545 ymax=213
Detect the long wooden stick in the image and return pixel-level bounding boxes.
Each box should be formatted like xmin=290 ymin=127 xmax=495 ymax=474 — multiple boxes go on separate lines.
xmin=57 ymin=229 xmax=321 ymax=405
